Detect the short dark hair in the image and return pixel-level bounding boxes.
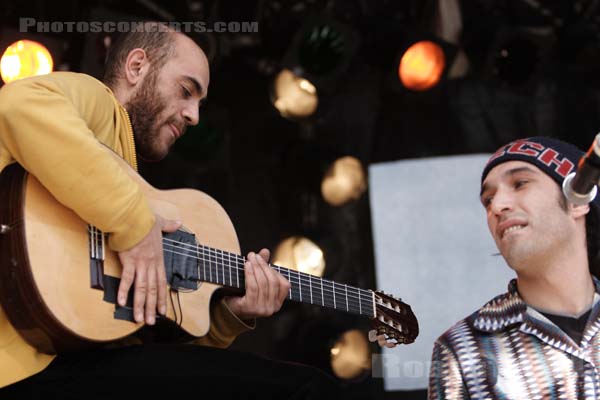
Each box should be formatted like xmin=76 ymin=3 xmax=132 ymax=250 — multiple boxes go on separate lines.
xmin=483 ymin=136 xmax=600 ymax=279
xmin=103 ymin=22 xmax=175 ymax=88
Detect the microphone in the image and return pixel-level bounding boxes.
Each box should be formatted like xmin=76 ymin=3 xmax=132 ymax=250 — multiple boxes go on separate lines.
xmin=562 ymin=133 xmax=600 ymax=205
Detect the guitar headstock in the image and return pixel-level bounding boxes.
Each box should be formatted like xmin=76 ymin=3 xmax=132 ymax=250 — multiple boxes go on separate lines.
xmin=372 ymin=291 xmax=419 ymax=345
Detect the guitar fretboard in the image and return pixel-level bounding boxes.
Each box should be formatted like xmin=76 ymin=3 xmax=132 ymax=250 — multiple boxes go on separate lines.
xmin=162 ymin=237 xmax=375 ymax=318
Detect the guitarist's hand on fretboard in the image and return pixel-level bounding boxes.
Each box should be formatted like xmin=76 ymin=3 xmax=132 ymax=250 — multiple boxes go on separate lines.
xmin=224 ymin=248 xmax=291 ymax=321
xmin=368 ymin=329 xmax=398 ymax=348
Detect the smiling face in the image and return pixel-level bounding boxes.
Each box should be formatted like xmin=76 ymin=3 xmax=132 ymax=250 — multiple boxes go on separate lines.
xmin=125 ymin=33 xmax=209 ymax=161
xmin=480 ymin=160 xmax=578 ymax=272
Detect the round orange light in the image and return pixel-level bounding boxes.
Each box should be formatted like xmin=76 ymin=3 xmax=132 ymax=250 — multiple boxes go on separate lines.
xmin=1 ymin=40 xmax=54 ymax=84
xmin=398 ymin=40 xmax=445 ymax=91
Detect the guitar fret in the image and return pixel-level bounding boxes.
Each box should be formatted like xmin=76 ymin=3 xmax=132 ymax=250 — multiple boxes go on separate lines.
xmin=344 ymin=284 xmax=348 ymax=312
xmin=320 ymin=278 xmax=324 ymax=307
xmin=227 ymin=252 xmax=232 ymax=287
xmin=297 ymin=270 xmax=302 ymax=302
xmin=227 ymin=252 xmax=230 ymax=285
xmin=348 ymin=288 xmax=361 ymax=314
xmin=220 ymin=249 xmax=225 ymax=285
xmin=236 ymin=256 xmax=240 ymax=288
xmin=287 ymin=269 xmax=292 ymax=300
xmin=210 ymin=250 xmax=220 ymax=283
xmin=208 ymin=250 xmax=213 ymax=283
xmin=215 ymin=251 xmax=219 ymax=284
xmin=309 ymin=274 xmax=313 ymax=305
xmin=203 ymin=248 xmax=207 ymax=282
xmin=332 ymin=281 xmax=336 ymax=309
xmin=195 ymin=244 xmax=201 ymax=282
xmin=358 ymin=287 xmax=362 ymax=315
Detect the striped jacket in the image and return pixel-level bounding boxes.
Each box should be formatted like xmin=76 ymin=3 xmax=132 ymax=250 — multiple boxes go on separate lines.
xmin=429 ymin=279 xmax=600 ymax=399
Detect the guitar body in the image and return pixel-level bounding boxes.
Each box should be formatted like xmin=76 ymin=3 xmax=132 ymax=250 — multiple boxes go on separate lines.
xmin=0 ymin=153 xmax=240 ymax=354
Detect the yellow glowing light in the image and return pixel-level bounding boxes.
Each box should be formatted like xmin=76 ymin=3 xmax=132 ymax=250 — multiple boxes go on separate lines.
xmin=1 ymin=40 xmax=54 ymax=84
xmin=330 ymin=330 xmax=371 ymax=380
xmin=272 ymin=69 xmax=318 ymax=119
xmin=321 ymin=156 xmax=367 ymax=206
xmin=398 ymin=40 xmax=445 ymax=91
xmin=272 ymin=236 xmax=325 ymax=277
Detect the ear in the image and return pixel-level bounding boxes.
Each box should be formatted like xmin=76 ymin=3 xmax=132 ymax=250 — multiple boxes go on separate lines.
xmin=123 ymin=48 xmax=148 ymax=86
xmin=570 ymin=202 xmax=590 ymax=219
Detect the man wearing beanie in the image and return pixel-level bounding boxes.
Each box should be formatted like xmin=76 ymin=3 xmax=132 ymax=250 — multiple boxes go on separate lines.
xmin=428 ymin=137 xmax=600 ymax=399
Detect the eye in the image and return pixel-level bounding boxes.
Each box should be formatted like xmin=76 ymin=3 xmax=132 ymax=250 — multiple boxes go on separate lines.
xmin=181 ymin=86 xmax=192 ymax=98
xmin=482 ymin=196 xmax=493 ymax=208
xmin=481 ymin=193 xmax=493 ymax=208
xmin=514 ymin=180 xmax=528 ymax=189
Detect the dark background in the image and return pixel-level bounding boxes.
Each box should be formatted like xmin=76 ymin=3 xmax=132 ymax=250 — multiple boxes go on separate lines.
xmin=2 ymin=1 xmax=600 ymax=398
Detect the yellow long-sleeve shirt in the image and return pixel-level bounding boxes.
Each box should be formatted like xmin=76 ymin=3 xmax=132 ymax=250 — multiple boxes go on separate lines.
xmin=0 ymin=72 xmax=251 ymax=388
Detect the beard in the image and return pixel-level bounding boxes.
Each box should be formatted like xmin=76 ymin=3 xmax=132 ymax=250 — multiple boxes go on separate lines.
xmin=125 ymin=68 xmax=170 ymax=162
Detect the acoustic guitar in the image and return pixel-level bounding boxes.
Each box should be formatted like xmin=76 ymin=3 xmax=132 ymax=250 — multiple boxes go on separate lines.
xmin=0 ymin=152 xmax=418 ymax=354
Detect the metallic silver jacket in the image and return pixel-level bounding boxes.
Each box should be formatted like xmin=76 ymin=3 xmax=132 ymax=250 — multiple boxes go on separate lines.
xmin=429 ymin=279 xmax=600 ymax=399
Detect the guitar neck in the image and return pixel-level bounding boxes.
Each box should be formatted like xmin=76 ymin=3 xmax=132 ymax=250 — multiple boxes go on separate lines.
xmin=162 ymin=237 xmax=375 ymax=318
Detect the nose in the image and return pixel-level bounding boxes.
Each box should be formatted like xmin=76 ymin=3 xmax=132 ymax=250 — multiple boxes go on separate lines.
xmin=182 ymin=102 xmax=199 ymax=126
xmin=489 ymin=187 xmax=513 ymax=216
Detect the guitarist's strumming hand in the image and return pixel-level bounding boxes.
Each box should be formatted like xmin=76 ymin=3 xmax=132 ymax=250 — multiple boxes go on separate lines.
xmin=117 ymin=215 xmax=182 ymax=325
xmin=225 ymin=249 xmax=291 ymax=321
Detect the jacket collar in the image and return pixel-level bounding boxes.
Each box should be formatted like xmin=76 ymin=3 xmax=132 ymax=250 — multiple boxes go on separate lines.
xmin=472 ymin=279 xmax=527 ymax=332
xmin=472 ymin=277 xmax=600 ymax=333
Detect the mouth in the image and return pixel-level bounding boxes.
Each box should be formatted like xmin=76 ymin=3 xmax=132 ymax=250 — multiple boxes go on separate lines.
xmin=502 ymin=225 xmax=526 ymax=239
xmin=498 ymin=221 xmax=528 ymax=239
xmin=168 ymin=123 xmax=181 ymax=140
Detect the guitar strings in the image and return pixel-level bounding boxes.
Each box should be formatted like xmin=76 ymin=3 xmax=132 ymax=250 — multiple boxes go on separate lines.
xmin=166 ymin=244 xmax=373 ymax=315
xmin=162 ymin=238 xmax=369 ymax=298
xmin=87 ymin=228 xmax=375 ymax=313
xmin=161 ymin=237 xmax=373 ymax=300
xmin=160 ymin=246 xmax=371 ymax=313
xmin=161 ymin=241 xmax=371 ymax=306
xmin=160 ymin=244 xmax=372 ymax=315
xmin=90 ymin=226 xmax=373 ymax=300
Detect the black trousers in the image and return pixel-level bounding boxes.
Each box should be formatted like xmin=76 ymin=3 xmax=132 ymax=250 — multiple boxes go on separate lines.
xmin=0 ymin=344 xmax=341 ymax=399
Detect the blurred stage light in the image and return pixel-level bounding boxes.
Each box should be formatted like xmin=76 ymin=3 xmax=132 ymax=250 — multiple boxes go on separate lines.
xmin=272 ymin=236 xmax=325 ymax=277
xmin=492 ymin=34 xmax=539 ymax=86
xmin=398 ymin=40 xmax=446 ymax=91
xmin=297 ymin=21 xmax=348 ymax=77
xmin=271 ymin=68 xmax=319 ymax=119
xmin=1 ymin=40 xmax=53 ymax=84
xmin=272 ymin=18 xmax=358 ymax=120
xmin=482 ymin=27 xmax=554 ymax=88
xmin=321 ymin=156 xmax=367 ymax=206
xmin=330 ymin=329 xmax=371 ymax=380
